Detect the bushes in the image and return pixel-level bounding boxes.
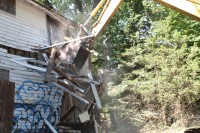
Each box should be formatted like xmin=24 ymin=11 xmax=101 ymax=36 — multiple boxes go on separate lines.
xmin=114 ymin=44 xmax=200 ymax=127
xmin=104 ymin=1 xmax=200 ymax=130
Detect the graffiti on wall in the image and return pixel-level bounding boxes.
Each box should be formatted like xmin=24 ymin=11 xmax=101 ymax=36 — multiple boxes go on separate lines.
xmin=13 ymin=80 xmax=63 ymax=133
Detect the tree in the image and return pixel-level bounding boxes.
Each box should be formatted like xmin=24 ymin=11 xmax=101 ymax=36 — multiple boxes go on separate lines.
xmin=109 ymin=0 xmax=200 ymax=129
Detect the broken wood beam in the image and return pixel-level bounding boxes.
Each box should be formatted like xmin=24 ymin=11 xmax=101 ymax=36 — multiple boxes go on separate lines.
xmin=57 ymin=80 xmax=75 ymax=93
xmin=53 ymin=67 xmax=85 ymax=93
xmin=44 ymin=47 xmax=57 ymax=83
xmin=53 ymin=82 xmax=89 ymax=104
xmin=53 ymin=67 xmax=73 ymax=81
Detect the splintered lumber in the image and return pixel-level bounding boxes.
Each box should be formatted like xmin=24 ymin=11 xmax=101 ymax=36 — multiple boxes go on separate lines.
xmin=54 ymin=82 xmax=89 ymax=104
xmin=63 ymin=79 xmax=85 ymax=93
xmin=44 ymin=47 xmax=57 ymax=83
xmin=53 ymin=67 xmax=84 ymax=93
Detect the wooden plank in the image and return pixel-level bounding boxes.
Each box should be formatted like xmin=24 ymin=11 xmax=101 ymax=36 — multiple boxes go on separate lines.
xmin=53 ymin=82 xmax=89 ymax=104
xmin=0 ymin=80 xmax=15 ymax=133
xmin=53 ymin=68 xmax=84 ymax=93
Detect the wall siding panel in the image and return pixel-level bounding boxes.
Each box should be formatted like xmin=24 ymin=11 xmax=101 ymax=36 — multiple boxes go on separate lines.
xmin=0 ymin=0 xmax=49 ymax=51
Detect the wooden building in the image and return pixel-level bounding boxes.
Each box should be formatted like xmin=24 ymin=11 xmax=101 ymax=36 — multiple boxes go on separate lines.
xmin=0 ymin=0 xmax=77 ymax=132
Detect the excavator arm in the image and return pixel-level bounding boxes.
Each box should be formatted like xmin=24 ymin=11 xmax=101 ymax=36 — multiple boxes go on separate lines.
xmin=91 ymin=0 xmax=124 ymax=37
xmin=90 ymin=0 xmax=200 ymax=41
xmin=155 ymin=0 xmax=200 ymax=21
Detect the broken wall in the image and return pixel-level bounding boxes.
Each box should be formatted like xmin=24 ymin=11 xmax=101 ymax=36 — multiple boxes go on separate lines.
xmin=0 ymin=0 xmax=74 ymax=132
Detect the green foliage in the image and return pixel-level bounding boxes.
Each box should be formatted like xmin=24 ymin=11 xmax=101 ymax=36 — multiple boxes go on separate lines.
xmin=121 ymin=44 xmax=200 ymax=105
xmin=36 ymin=0 xmax=95 ymax=22
xmin=93 ymin=0 xmax=152 ymax=69
xmin=106 ymin=0 xmax=200 ymax=130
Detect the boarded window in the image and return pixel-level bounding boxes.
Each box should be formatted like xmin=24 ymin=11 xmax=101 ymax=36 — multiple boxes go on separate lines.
xmin=0 ymin=0 xmax=16 ymax=15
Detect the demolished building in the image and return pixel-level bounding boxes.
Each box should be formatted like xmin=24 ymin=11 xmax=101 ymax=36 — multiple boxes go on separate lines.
xmin=0 ymin=0 xmax=104 ymax=132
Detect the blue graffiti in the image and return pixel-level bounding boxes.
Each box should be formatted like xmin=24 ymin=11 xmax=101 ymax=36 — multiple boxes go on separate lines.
xmin=13 ymin=80 xmax=64 ymax=133
xmin=16 ymin=80 xmax=62 ymax=105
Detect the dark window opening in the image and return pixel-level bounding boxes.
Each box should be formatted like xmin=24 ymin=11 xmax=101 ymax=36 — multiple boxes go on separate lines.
xmin=0 ymin=44 xmax=38 ymax=59
xmin=0 ymin=0 xmax=16 ymax=15
xmin=0 ymin=44 xmax=46 ymax=68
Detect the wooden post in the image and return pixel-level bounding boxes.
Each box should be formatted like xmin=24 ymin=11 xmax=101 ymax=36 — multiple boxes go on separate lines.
xmin=0 ymin=80 xmax=15 ymax=133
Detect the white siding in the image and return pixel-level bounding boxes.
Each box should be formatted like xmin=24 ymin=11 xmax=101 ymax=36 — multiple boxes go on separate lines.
xmin=0 ymin=0 xmax=49 ymax=51
xmin=16 ymin=0 xmax=47 ymax=30
xmin=0 ymin=49 xmax=64 ymax=132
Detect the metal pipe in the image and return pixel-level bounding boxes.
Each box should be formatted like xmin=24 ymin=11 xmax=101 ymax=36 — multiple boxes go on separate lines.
xmin=40 ymin=35 xmax=94 ymax=50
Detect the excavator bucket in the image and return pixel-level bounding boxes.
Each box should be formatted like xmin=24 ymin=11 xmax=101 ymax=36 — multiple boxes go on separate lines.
xmin=57 ymin=42 xmax=90 ymax=73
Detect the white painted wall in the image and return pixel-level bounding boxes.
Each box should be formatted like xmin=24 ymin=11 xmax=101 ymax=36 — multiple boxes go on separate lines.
xmin=0 ymin=0 xmax=49 ymax=51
